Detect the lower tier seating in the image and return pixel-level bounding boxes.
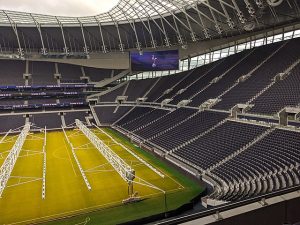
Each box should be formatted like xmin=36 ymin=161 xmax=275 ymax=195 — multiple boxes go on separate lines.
xmin=210 ymin=128 xmax=300 ymax=201
xmin=174 ymin=121 xmax=269 ymax=169
xmin=94 ymin=106 xmax=132 ymax=125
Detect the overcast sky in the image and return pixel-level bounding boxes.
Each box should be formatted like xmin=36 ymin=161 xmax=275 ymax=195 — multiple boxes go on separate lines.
xmin=0 ymin=0 xmax=120 ymax=16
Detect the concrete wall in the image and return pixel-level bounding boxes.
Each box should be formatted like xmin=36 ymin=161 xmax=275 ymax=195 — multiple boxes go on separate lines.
xmin=28 ymin=51 xmax=130 ymax=69
xmin=210 ymin=197 xmax=300 ymax=225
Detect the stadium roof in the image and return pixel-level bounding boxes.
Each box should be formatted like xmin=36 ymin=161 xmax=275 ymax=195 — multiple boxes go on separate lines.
xmin=0 ymin=0 xmax=297 ymax=26
xmin=0 ymin=0 xmax=299 ymax=53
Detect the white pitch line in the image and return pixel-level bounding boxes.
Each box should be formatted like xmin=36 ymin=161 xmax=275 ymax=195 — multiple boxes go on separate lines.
xmin=7 ymin=178 xmax=42 ymax=188
xmin=62 ymin=137 xmax=78 ymax=176
xmin=6 ymin=186 xmax=184 ymax=225
xmin=85 ymin=169 xmax=115 ymax=174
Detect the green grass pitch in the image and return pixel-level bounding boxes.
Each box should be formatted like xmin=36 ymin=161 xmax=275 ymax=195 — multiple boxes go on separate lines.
xmin=0 ymin=127 xmax=204 ymax=225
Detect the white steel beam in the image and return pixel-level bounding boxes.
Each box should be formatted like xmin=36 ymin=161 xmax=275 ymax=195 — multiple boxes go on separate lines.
xmin=94 ymin=124 xmax=165 ymax=178
xmin=0 ymin=123 xmax=30 ymax=197
xmin=75 ymin=120 xmax=135 ymax=183
xmin=42 ymin=127 xmax=47 ymax=199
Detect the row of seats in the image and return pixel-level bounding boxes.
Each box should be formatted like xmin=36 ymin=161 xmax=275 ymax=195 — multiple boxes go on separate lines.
xmin=210 ymin=128 xmax=300 ymax=201
xmin=171 ymin=50 xmax=250 ymax=105
xmin=174 ymin=121 xmax=268 ymax=169
xmin=250 ymin=63 xmax=300 ymax=114
xmin=213 ymin=39 xmax=300 ymax=110
xmin=94 ymin=106 xmax=132 ymax=125
xmin=0 ymin=60 xmax=119 ymax=85
xmin=0 ymin=110 xmax=89 ymax=132
xmin=98 ymin=37 xmax=300 ymax=116
xmin=113 ymin=107 xmax=228 ymax=151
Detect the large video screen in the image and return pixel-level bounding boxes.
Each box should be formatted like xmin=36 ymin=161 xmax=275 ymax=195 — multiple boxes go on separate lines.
xmin=131 ymin=50 xmax=179 ymax=71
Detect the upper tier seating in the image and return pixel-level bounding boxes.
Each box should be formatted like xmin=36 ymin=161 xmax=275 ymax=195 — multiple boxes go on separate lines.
xmin=125 ymin=78 xmax=159 ymax=101
xmin=28 ymin=61 xmax=56 ymax=85
xmin=84 ymin=67 xmax=112 ymax=82
xmin=156 ymin=63 xmax=218 ymax=102
xmin=0 ymin=60 xmax=25 ymax=85
xmin=213 ymin=39 xmax=300 ymax=110
xmin=58 ymin=63 xmax=83 ymax=83
xmin=249 ymin=63 xmax=300 ymax=114
xmin=97 ymin=38 xmax=300 ymax=117
xmin=170 ymin=50 xmax=250 ymax=105
xmin=99 ymin=84 xmax=127 ymax=102
xmin=145 ymin=72 xmax=185 ymax=102
xmin=189 ymin=44 xmax=278 ymax=107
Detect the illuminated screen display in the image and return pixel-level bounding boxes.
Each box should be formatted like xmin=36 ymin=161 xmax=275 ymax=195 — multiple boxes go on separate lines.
xmin=131 ymin=50 xmax=179 ymax=71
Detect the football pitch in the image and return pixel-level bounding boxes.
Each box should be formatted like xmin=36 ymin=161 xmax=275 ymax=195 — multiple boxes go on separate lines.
xmin=0 ymin=126 xmax=204 ymax=225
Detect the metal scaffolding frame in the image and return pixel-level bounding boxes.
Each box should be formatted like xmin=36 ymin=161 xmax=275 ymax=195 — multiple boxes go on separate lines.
xmin=93 ymin=124 xmax=165 ymax=178
xmin=76 ymin=119 xmax=135 ymax=184
xmin=76 ymin=120 xmax=165 ymax=202
xmin=0 ymin=123 xmax=30 ymax=197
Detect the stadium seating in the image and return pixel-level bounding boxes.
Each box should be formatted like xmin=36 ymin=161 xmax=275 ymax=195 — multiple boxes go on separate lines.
xmin=145 ymin=72 xmax=186 ymax=102
xmin=210 ymin=128 xmax=300 ymax=201
xmin=249 ymin=63 xmax=300 ymax=114
xmin=117 ymin=107 xmax=169 ymax=132
xmin=28 ymin=61 xmax=57 ymax=85
xmin=156 ymin=64 xmax=217 ymax=102
xmin=94 ymin=106 xmax=132 ymax=125
xmin=124 ymin=79 xmax=158 ymax=101
xmin=27 ymin=98 xmax=57 ymax=105
xmin=173 ymin=121 xmax=269 ymax=169
xmin=189 ymin=44 xmax=281 ymax=107
xmin=148 ymin=111 xmax=227 ymax=151
xmin=0 ymin=60 xmax=26 ymax=85
xmin=0 ymin=115 xmax=26 ymax=133
xmin=97 ymin=38 xmax=300 ymax=117
xmin=84 ymin=67 xmax=112 ymax=82
xmin=30 ymin=113 xmax=62 ymax=129
xmin=116 ymin=107 xmax=154 ymax=127
xmin=213 ymin=39 xmax=300 ymax=110
xmin=58 ymin=63 xmax=83 ymax=83
xmin=170 ymin=50 xmax=250 ymax=105
xmin=64 ymin=111 xmax=89 ymax=126
xmin=99 ymin=84 xmax=127 ymax=102
xmin=134 ymin=108 xmax=197 ymax=139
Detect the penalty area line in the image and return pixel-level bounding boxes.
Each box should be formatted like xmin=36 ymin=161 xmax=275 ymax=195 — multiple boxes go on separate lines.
xmin=62 ymin=137 xmax=78 ymax=176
